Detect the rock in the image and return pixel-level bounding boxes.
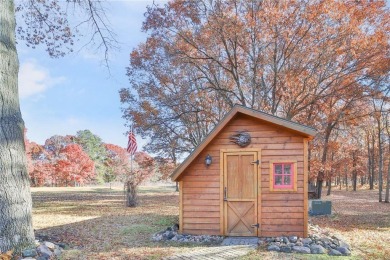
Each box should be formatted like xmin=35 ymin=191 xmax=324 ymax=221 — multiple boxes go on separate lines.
xmin=339 ymin=240 xmax=350 ymax=250
xmin=37 ymin=256 xmax=49 ymax=260
xmin=54 ymin=248 xmax=62 ymax=257
xmin=280 ymin=246 xmax=292 ymax=253
xmin=329 ymin=249 xmax=342 ymax=256
xmin=282 ymin=237 xmax=289 ymax=244
xmin=292 ymin=246 xmax=311 ymax=254
xmin=22 ymin=249 xmax=38 ymax=258
xmin=310 ymin=244 xmax=326 ymax=254
xmin=267 ymin=244 xmax=280 ymax=252
xmin=37 ymin=244 xmax=52 ymax=259
xmin=336 ymin=246 xmax=351 ymax=256
xmin=288 ymin=236 xmax=298 ymax=243
xmin=295 ymin=241 xmax=303 ymax=246
xmin=151 ymin=234 xmax=163 ymax=241
xmin=287 ymin=243 xmax=295 ymax=248
xmin=301 ymin=238 xmax=312 ymax=245
xmin=43 ymin=241 xmax=55 ymax=250
xmin=162 ymin=231 xmax=175 ymax=240
xmin=320 ymin=237 xmax=331 ymax=245
xmin=311 ymin=234 xmax=320 ymax=240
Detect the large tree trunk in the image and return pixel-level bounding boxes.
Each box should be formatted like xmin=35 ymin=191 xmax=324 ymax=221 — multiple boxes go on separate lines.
xmin=0 ymin=0 xmax=35 ymax=252
xmin=316 ymin=126 xmax=332 ymax=199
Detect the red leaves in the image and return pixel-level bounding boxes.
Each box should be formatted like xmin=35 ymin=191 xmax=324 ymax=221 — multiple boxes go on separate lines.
xmin=55 ymin=144 xmax=95 ymax=185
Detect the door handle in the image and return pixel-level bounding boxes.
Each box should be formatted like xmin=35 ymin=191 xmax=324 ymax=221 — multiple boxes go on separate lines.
xmin=224 ymin=187 xmax=227 ymax=201
xmin=251 ymin=223 xmax=260 ymax=228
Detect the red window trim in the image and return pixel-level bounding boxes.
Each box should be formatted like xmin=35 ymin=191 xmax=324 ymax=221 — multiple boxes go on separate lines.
xmin=273 ymin=162 xmax=294 ymax=189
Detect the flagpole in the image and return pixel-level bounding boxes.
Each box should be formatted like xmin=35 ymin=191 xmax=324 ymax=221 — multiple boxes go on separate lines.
xmin=126 ymin=125 xmax=137 ymax=207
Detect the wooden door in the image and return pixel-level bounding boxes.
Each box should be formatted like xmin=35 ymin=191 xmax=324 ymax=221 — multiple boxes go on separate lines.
xmin=223 ymin=151 xmax=258 ymax=236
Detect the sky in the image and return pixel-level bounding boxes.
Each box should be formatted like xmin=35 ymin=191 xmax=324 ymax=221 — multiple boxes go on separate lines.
xmin=18 ymin=0 xmax=166 ymax=149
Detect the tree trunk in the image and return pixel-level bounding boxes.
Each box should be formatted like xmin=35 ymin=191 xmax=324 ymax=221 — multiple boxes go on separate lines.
xmin=339 ymin=171 xmax=342 ymax=190
xmin=126 ymin=181 xmax=137 ymax=207
xmin=385 ymin=160 xmax=390 ymax=203
xmin=0 ymin=0 xmax=35 ymax=252
xmin=326 ymin=177 xmax=332 ymax=196
xmin=352 ymin=151 xmax=357 ymax=191
xmin=385 ymin=135 xmax=390 ymax=203
xmin=370 ymin=132 xmax=375 ymax=190
xmin=377 ymin=119 xmax=383 ymax=202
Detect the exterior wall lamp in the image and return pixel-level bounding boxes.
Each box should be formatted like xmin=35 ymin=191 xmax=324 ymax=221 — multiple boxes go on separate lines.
xmin=205 ymin=154 xmax=212 ymax=166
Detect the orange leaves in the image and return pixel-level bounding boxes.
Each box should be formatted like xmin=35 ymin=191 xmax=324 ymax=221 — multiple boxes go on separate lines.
xmin=0 ymin=250 xmax=13 ymax=260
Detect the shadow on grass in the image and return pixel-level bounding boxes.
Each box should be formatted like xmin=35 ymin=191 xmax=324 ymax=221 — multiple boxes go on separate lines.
xmin=32 ymin=185 xmax=177 ymax=204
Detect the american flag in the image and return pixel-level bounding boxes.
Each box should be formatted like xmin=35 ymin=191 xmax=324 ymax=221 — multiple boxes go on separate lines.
xmin=127 ymin=131 xmax=137 ymax=155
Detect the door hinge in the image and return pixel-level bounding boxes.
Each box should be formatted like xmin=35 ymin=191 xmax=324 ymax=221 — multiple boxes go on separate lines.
xmin=251 ymin=223 xmax=260 ymax=228
xmin=224 ymin=187 xmax=227 ymax=201
xmin=251 ymin=160 xmax=259 ymax=165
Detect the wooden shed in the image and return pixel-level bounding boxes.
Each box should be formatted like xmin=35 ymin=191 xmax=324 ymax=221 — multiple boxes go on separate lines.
xmin=171 ymin=105 xmax=316 ymax=238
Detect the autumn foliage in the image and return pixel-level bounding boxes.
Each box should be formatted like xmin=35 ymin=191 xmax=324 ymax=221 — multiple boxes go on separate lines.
xmin=121 ymin=0 xmax=389 ymax=199
xmin=24 ymin=130 xmax=168 ymax=188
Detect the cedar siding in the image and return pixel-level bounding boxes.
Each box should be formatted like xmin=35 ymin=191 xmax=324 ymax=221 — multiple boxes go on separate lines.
xmin=175 ymin=107 xmax=315 ymax=237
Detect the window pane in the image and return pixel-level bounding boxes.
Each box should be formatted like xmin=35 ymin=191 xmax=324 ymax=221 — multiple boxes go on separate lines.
xmin=275 ymin=176 xmax=282 ymax=186
xmin=284 ymin=175 xmax=291 ymax=185
xmin=284 ymin=164 xmax=291 ymax=175
xmin=275 ymin=164 xmax=283 ymax=174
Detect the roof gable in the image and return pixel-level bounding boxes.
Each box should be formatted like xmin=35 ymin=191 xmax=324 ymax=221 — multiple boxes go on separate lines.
xmin=171 ymin=105 xmax=316 ymax=181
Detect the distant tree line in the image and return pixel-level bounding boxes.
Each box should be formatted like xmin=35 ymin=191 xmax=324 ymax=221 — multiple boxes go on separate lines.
xmin=24 ymin=129 xmax=175 ymax=188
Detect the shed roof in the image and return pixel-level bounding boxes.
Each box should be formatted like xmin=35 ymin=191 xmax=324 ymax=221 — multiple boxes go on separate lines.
xmin=171 ymin=105 xmax=316 ymax=181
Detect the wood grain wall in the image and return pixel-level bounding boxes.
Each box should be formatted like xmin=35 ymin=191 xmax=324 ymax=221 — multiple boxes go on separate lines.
xmin=178 ymin=114 xmax=306 ymax=237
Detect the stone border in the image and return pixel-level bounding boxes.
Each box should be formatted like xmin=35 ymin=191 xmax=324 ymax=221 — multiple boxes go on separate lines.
xmin=262 ymin=224 xmax=351 ymax=256
xmin=152 ymin=224 xmax=223 ymax=244
xmin=152 ymin=224 xmax=351 ymax=256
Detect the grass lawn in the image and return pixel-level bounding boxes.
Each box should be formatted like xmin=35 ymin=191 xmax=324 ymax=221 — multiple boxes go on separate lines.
xmin=31 ymin=186 xmax=390 ymax=259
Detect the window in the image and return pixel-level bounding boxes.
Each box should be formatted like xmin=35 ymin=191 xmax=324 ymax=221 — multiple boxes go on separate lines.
xmin=269 ymin=161 xmax=297 ymax=191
